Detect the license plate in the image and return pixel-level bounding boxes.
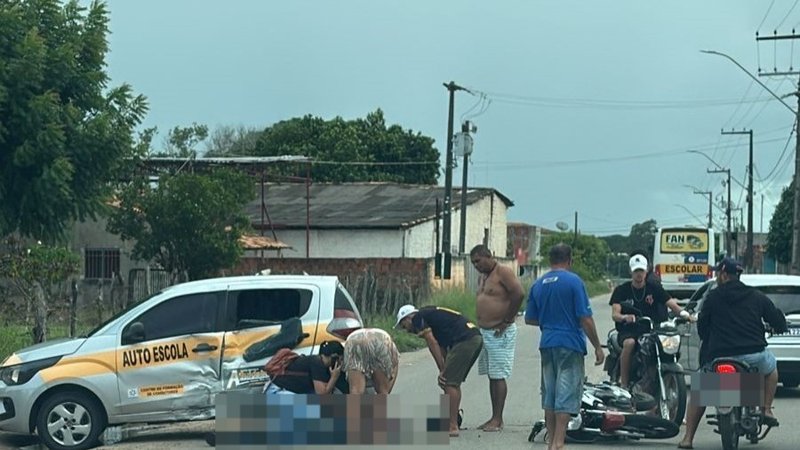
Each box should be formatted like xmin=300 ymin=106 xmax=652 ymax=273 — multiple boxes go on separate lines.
xmin=662 ymin=264 xmax=706 ymax=274
xmin=780 ymin=328 xmax=800 ymax=336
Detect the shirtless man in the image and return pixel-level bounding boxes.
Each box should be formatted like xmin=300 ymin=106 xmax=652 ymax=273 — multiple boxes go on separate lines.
xmin=471 ymin=244 xmax=525 ymax=432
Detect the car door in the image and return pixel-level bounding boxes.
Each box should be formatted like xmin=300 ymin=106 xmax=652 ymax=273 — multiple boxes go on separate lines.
xmin=220 ymin=282 xmax=321 ymax=391
xmin=115 ymin=290 xmax=225 ymax=420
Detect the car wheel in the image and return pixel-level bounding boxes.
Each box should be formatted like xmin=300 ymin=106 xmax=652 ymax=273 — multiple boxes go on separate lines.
xmin=36 ymin=391 xmax=106 ymax=450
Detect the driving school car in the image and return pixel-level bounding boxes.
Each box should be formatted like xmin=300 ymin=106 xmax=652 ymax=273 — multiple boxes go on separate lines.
xmin=0 ymin=275 xmax=363 ymax=450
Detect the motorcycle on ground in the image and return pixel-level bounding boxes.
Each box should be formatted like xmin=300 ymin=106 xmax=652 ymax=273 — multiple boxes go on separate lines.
xmin=603 ymin=300 xmax=689 ymax=425
xmin=528 ymin=380 xmax=680 ymax=444
xmin=705 ymin=358 xmax=775 ymax=450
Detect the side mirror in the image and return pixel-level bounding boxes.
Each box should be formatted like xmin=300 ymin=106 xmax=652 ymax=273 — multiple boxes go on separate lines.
xmin=122 ymin=322 xmax=146 ymax=345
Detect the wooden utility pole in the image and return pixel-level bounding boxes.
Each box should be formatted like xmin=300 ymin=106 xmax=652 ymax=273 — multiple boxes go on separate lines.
xmin=755 ymin=33 xmax=800 ymax=274
xmin=439 ymin=81 xmax=467 ymax=279
xmin=708 ymin=167 xmax=732 ymax=255
xmin=721 ymin=129 xmax=754 ymax=270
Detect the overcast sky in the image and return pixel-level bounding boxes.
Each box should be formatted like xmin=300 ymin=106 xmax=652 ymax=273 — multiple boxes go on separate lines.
xmin=104 ymin=0 xmax=799 ymax=236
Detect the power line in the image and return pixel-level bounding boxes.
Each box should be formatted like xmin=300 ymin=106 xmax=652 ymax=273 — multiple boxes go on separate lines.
xmin=755 ymin=119 xmax=796 ymax=183
xmin=758 ymin=0 xmax=776 ymax=31
xmin=776 ymin=0 xmax=800 ymax=30
xmin=464 ymin=88 xmax=777 ymax=111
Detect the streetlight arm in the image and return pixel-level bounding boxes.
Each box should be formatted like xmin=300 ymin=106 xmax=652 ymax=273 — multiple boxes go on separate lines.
xmin=701 ymin=50 xmax=797 ymax=115
xmin=686 ymin=150 xmax=747 ymax=189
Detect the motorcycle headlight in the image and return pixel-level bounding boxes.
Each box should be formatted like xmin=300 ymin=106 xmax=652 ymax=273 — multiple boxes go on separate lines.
xmin=659 ymin=335 xmax=681 ymax=355
xmin=0 ymin=356 xmax=61 ymax=386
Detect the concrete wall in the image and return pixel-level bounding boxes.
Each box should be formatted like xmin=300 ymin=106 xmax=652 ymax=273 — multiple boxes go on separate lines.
xmin=267 ymin=191 xmax=510 ymax=259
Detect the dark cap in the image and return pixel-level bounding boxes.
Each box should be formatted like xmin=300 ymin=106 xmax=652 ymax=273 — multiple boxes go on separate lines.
xmin=319 ymin=340 xmax=344 ymax=356
xmin=715 ymin=257 xmax=743 ymax=274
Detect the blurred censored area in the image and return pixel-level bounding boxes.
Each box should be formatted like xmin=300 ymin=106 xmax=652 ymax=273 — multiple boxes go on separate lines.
xmin=690 ymin=372 xmax=765 ymax=407
xmin=215 ymin=392 xmax=449 ymax=449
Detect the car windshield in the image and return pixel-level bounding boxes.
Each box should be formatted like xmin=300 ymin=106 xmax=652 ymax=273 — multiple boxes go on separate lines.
xmin=756 ymin=286 xmax=800 ymax=315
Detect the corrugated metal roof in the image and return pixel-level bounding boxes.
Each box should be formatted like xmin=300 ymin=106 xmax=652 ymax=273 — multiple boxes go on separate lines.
xmin=246 ymin=183 xmax=513 ymax=229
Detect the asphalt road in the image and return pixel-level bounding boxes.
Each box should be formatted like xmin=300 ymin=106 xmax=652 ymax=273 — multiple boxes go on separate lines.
xmin=3 ymin=292 xmax=800 ymax=449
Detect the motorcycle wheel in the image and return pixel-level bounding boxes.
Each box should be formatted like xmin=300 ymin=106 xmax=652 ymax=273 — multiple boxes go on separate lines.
xmin=661 ymin=371 xmax=687 ymax=425
xmin=718 ymin=410 xmax=740 ymax=450
xmin=622 ymin=414 xmax=680 ymax=439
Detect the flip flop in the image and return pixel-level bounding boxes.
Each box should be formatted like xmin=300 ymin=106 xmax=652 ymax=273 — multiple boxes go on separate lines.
xmin=761 ymin=415 xmax=779 ymax=427
xmin=449 ymin=431 xmax=460 ymax=437
xmin=481 ymin=425 xmax=503 ymax=432
xmin=677 ymin=444 xmax=693 ymax=449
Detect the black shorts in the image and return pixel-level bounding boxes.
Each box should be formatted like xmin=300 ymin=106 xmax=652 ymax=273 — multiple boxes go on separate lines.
xmin=617 ymin=331 xmax=640 ymax=346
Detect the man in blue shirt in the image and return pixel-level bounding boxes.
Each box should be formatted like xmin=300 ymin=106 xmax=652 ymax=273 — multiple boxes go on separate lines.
xmin=526 ymin=243 xmax=604 ymax=450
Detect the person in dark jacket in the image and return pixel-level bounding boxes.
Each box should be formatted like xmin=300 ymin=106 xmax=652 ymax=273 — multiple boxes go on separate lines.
xmin=266 ymin=341 xmax=348 ymax=394
xmin=697 ymin=258 xmax=787 ymax=425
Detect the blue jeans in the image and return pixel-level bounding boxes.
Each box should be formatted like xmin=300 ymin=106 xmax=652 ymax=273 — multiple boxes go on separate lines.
xmin=540 ymin=347 xmax=584 ymax=414
xmin=727 ymin=349 xmax=777 ymax=375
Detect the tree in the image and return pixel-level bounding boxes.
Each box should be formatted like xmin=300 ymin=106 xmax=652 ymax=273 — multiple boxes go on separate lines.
xmin=248 ymin=109 xmax=439 ymax=184
xmin=767 ymin=183 xmax=793 ymax=265
xmin=628 ymin=219 xmax=658 ymax=258
xmin=0 ymin=0 xmax=148 ymax=243
xmin=539 ymin=233 xmax=611 ymax=281
xmin=0 ymin=239 xmax=79 ymax=343
xmin=107 ymin=169 xmax=256 ymax=281
xmin=205 ymin=125 xmax=261 ymax=157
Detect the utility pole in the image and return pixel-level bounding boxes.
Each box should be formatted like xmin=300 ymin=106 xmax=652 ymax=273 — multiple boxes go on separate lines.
xmin=439 ymin=81 xmax=467 ymax=279
xmin=457 ymin=121 xmax=476 ymax=254
xmin=721 ymin=129 xmax=754 ymax=270
xmin=574 ymin=211 xmax=578 ymax=245
xmin=755 ymin=32 xmax=800 ymax=274
xmin=693 ymin=190 xmax=713 ymax=228
xmin=708 ymin=167 xmax=732 ymax=255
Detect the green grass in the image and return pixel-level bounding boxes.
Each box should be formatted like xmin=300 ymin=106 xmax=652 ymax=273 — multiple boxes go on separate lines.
xmin=0 ymin=324 xmax=93 ymax=363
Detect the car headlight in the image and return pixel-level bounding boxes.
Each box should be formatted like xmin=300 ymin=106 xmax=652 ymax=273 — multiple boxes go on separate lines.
xmin=659 ymin=335 xmax=681 ymax=355
xmin=0 ymin=356 xmax=61 ymax=386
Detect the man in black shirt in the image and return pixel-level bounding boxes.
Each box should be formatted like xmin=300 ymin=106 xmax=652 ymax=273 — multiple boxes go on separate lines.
xmin=268 ymin=341 xmax=347 ymax=394
xmin=697 ymin=258 xmax=787 ymax=426
xmin=610 ymin=254 xmax=689 ymax=387
xmin=395 ymin=304 xmax=483 ymax=437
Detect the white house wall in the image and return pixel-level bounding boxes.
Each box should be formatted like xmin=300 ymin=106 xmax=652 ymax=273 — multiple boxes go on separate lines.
xmin=272 ymin=229 xmax=406 ymax=258
xmin=273 ymin=192 xmax=510 ymax=259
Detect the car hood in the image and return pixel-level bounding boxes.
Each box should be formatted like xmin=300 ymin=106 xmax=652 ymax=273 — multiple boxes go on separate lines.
xmin=1 ymin=338 xmax=86 ymax=367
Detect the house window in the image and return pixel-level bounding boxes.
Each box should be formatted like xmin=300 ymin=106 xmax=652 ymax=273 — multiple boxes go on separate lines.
xmin=85 ymin=248 xmax=121 ymax=279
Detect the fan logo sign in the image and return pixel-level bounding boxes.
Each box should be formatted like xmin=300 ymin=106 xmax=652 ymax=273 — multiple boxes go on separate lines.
xmin=660 ymin=232 xmax=709 ymax=253
xmin=122 ymin=342 xmax=190 ymax=368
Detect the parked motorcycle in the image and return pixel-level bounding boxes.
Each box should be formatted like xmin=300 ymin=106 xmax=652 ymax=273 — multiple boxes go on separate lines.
xmin=706 ymin=358 xmax=775 ymax=450
xmin=527 ymin=381 xmax=679 ymax=444
xmin=604 ymin=300 xmax=689 ymax=425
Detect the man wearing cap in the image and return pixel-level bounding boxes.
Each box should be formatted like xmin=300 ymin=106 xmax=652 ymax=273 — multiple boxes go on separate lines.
xmin=395 ymin=305 xmax=483 ymax=437
xmin=610 ymin=253 xmax=690 ymax=388
xmin=696 ymin=259 xmax=786 ymax=424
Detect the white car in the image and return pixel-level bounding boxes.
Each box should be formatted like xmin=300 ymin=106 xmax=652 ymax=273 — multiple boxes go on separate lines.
xmin=679 ymin=274 xmax=800 ymax=387
xmin=0 ymin=275 xmax=363 ymax=450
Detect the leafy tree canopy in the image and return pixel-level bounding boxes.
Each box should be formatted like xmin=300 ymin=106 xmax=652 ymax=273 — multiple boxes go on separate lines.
xmin=206 ymin=109 xmax=440 ymax=184
xmin=539 ymin=233 xmax=611 ymax=281
xmin=107 ymin=169 xmax=256 ymax=281
xmin=767 ymin=183 xmax=793 ymax=264
xmin=0 ymin=0 xmax=147 ymax=242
